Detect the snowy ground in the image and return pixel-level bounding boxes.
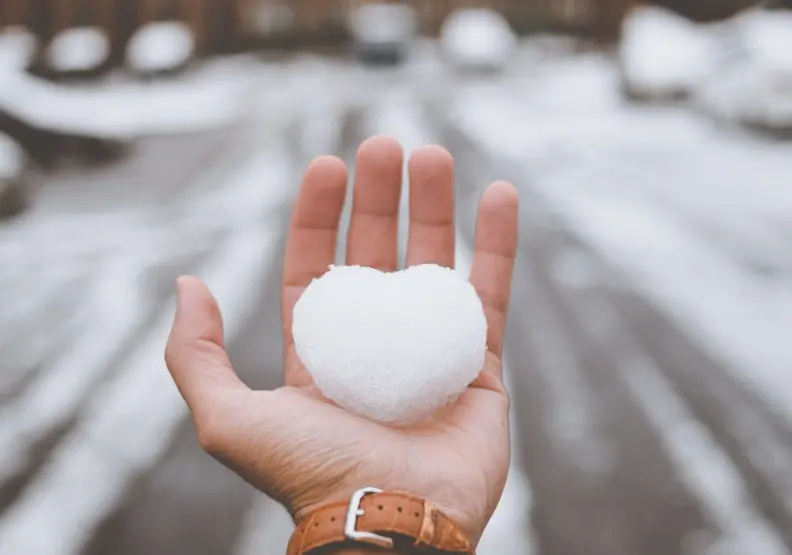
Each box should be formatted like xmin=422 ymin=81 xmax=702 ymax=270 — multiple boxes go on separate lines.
xmin=0 ymin=42 xmax=791 ymax=555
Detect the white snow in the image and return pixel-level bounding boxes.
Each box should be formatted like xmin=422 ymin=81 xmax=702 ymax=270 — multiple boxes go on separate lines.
xmin=126 ymin=21 xmax=195 ymax=73
xmin=441 ymin=8 xmax=517 ymax=71
xmin=620 ymin=6 xmax=718 ymax=98
xmin=349 ymin=3 xmax=416 ymax=45
xmin=293 ymin=264 xmax=487 ymax=424
xmin=696 ymin=64 xmax=792 ymax=127
xmin=0 ymin=133 xmax=25 ymax=177
xmin=46 ymin=27 xmax=109 ymax=72
xmin=695 ymin=9 xmax=792 ymax=128
xmin=538 ymin=175 xmax=792 ymax=432
xmin=450 ymin=54 xmax=708 ymax=165
xmin=0 ymin=27 xmax=38 ymax=71
xmin=737 ymin=9 xmax=792 ymax=71
xmin=514 ymin=53 xmax=622 ymax=112
xmin=564 ymin=288 xmax=791 ymax=555
xmin=0 ymin=57 xmax=265 ymax=138
xmin=0 ymin=142 xmax=295 ymax=555
xmin=452 ymin=48 xmax=792 ymax=437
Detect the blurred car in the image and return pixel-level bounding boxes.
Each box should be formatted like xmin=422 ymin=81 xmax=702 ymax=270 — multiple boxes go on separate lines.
xmin=440 ymin=8 xmax=517 ymax=73
xmin=347 ymin=3 xmax=417 ymax=66
xmin=618 ymin=6 xmax=720 ymax=101
xmin=694 ymin=9 xmax=792 ymax=135
xmin=0 ymin=131 xmax=33 ymax=218
xmin=126 ymin=21 xmax=196 ymax=78
xmin=0 ymin=103 xmax=127 ymax=171
xmin=0 ymin=26 xmax=39 ymax=72
xmin=41 ymin=25 xmax=111 ymax=80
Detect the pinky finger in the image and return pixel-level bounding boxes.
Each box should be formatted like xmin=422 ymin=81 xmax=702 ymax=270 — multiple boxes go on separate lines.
xmin=469 ymin=181 xmax=519 ymax=359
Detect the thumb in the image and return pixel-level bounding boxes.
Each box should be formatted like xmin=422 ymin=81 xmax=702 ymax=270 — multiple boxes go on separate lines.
xmin=165 ymin=276 xmax=250 ymax=426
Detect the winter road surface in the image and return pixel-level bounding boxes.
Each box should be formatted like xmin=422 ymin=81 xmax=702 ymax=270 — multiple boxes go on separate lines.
xmin=1 ymin=46 xmax=791 ymax=555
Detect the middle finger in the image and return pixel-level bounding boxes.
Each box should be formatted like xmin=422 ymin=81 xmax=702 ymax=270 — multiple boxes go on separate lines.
xmin=346 ymin=135 xmax=404 ymax=271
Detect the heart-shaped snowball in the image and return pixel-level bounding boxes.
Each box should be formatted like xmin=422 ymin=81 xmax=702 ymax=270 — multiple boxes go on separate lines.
xmin=292 ymin=264 xmax=488 ymax=424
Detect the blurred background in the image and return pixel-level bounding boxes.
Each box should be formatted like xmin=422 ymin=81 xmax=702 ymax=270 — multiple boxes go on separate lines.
xmin=1 ymin=0 xmax=792 ymax=554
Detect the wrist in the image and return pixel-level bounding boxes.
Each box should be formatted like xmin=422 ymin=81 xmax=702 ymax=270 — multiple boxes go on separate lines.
xmin=287 ymin=489 xmax=475 ymax=555
xmin=324 ymin=550 xmax=410 ymax=555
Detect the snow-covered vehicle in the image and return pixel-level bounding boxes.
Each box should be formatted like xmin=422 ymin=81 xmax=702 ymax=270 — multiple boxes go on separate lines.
xmin=440 ymin=8 xmax=517 ymax=73
xmin=42 ymin=26 xmax=111 ymax=80
xmin=347 ymin=3 xmax=417 ymax=66
xmin=0 ymin=131 xmax=33 ymax=218
xmin=0 ymin=26 xmax=38 ymax=72
xmin=126 ymin=21 xmax=196 ymax=78
xmin=694 ymin=9 xmax=792 ymax=135
xmin=0 ymin=60 xmax=250 ymax=143
xmin=619 ymin=6 xmax=721 ymax=101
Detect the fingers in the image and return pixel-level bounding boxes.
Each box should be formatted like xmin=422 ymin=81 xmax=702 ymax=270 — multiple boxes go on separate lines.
xmin=165 ymin=276 xmax=250 ymax=425
xmin=406 ymin=146 xmax=455 ymax=268
xmin=346 ymin=135 xmax=403 ymax=271
xmin=282 ymin=156 xmax=348 ymax=360
xmin=469 ymin=181 xmax=519 ymax=358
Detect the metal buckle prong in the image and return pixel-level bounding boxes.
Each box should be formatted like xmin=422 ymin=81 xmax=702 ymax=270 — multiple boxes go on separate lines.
xmin=344 ymin=487 xmax=395 ymax=549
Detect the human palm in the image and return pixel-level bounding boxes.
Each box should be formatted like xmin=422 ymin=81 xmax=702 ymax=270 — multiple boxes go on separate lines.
xmin=165 ymin=136 xmax=518 ymax=546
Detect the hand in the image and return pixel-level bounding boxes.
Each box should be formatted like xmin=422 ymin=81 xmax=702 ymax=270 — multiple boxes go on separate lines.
xmin=164 ymin=136 xmax=519 ymax=546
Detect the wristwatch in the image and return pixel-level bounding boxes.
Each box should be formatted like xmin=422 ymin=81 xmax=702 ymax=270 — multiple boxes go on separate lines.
xmin=286 ymin=487 xmax=476 ymax=554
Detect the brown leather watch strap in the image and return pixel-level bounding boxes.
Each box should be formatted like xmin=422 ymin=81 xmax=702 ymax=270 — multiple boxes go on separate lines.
xmin=286 ymin=488 xmax=475 ymax=555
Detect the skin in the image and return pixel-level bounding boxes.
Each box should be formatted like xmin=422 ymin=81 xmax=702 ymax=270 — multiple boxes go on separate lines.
xmin=165 ymin=135 xmax=519 ymax=553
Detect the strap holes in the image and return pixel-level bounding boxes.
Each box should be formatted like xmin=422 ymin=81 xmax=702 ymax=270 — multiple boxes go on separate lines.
xmin=397 ymin=507 xmax=403 ymax=513
xmin=330 ymin=517 xmax=336 ymax=522
xmin=314 ymin=522 xmax=320 ymax=527
xmin=414 ymin=512 xmax=420 ymax=518
xmin=377 ymin=505 xmax=384 ymax=510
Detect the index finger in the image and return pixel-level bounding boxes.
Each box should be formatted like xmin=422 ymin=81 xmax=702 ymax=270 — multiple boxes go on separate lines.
xmin=282 ymin=156 xmax=348 ymax=356
xmin=469 ymin=181 xmax=519 ymax=358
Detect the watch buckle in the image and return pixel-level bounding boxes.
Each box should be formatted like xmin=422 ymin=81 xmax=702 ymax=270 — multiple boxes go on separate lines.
xmin=344 ymin=487 xmax=395 ymax=550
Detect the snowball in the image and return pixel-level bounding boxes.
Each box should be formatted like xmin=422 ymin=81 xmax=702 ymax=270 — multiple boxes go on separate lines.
xmin=292 ymin=264 xmax=488 ymax=424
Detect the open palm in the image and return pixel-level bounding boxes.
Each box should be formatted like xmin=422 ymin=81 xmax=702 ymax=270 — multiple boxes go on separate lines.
xmin=165 ymin=136 xmax=518 ymax=545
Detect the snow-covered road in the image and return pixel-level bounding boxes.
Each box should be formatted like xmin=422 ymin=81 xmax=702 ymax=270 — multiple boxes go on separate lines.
xmin=1 ymin=46 xmax=791 ymax=555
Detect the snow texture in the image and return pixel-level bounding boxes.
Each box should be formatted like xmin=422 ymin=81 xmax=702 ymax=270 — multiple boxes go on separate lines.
xmin=292 ymin=264 xmax=488 ymax=424
xmin=126 ymin=22 xmax=195 ymax=73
